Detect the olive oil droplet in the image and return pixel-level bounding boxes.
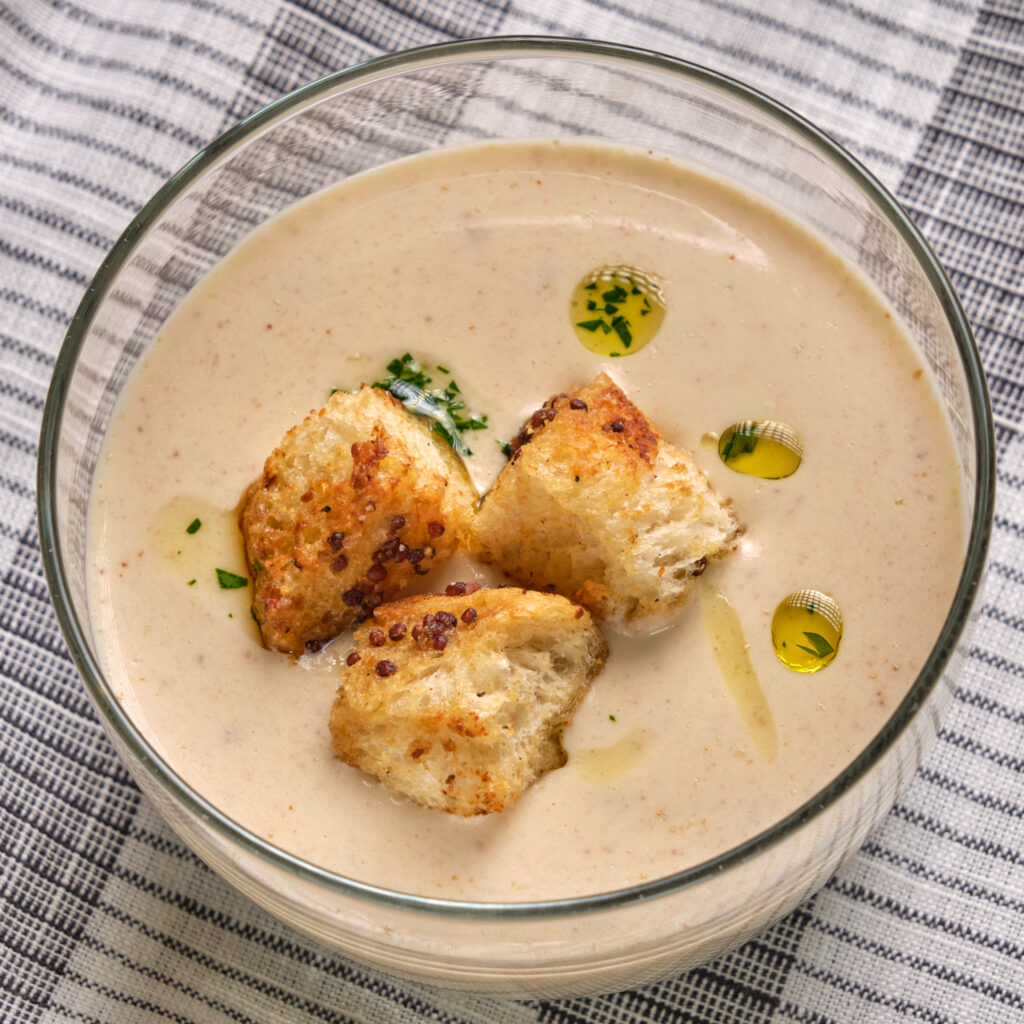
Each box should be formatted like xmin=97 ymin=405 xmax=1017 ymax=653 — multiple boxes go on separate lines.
xmin=570 ymin=265 xmax=665 ymax=357
xmin=772 ymin=589 xmax=842 ymax=672
xmin=718 ymin=420 xmax=802 ymax=478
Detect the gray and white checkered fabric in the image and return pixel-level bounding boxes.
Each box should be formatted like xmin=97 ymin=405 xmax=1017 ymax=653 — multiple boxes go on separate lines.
xmin=2 ymin=2 xmax=1022 ymax=1022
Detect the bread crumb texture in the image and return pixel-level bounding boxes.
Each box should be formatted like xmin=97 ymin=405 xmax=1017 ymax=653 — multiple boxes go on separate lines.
xmin=329 ymin=587 xmax=607 ymax=815
xmin=471 ymin=373 xmax=739 ymax=634
xmin=240 ymin=386 xmax=476 ymax=655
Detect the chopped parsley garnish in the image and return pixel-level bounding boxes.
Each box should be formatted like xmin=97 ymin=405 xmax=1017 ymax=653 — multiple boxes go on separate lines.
xmin=371 ymin=353 xmax=488 ymax=457
xmin=185 ymin=518 xmax=202 ymax=534
xmin=215 ymin=568 xmax=248 ymax=590
xmin=187 ymin=579 xmax=196 ymax=586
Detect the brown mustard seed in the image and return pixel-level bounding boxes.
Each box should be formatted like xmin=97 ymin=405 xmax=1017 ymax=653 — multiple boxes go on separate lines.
xmin=464 ymin=581 xmax=482 ymax=594
xmin=445 ymin=581 xmax=467 ymax=596
xmin=433 ymin=634 xmax=448 ymax=652
xmin=427 ymin=521 xmax=445 ymax=539
xmin=330 ymin=554 xmax=349 ymax=572
xmin=388 ymin=623 xmax=407 ymax=641
xmin=390 ymin=515 xmax=406 ymax=532
xmin=605 ymin=420 xmax=625 ymax=433
xmin=368 ymin=628 xmax=386 ymax=646
xmin=569 ymin=398 xmax=588 ymax=410
xmin=375 ymin=660 xmax=397 ymax=676
xmin=341 ymin=587 xmax=364 ymax=606
xmin=530 ymin=407 xmax=557 ymax=429
xmin=367 ymin=563 xmax=387 ymax=582
xmin=461 ymin=608 xmax=478 ymax=624
xmin=327 ymin=531 xmax=345 ymax=550
xmin=411 ymin=625 xmax=424 ymax=640
xmin=373 ymin=537 xmax=400 ymax=562
xmin=346 ymin=651 xmax=360 ymax=666
xmin=304 ymin=638 xmax=324 ymax=653
xmin=435 ymin=610 xmax=458 ymax=630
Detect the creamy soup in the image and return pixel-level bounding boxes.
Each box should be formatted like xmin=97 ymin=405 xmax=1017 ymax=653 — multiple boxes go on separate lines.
xmin=89 ymin=140 xmax=965 ymax=901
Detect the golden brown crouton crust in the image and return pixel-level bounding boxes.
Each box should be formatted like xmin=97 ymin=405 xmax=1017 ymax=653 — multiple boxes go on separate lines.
xmin=329 ymin=587 xmax=607 ymax=816
xmin=471 ymin=373 xmax=739 ymax=633
xmin=240 ymin=387 xmax=476 ymax=655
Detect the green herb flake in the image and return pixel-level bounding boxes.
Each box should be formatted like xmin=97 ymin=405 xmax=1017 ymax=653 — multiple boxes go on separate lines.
xmin=796 ymin=631 xmax=835 ymax=659
xmin=187 ymin=579 xmax=196 ymax=586
xmin=721 ymin=424 xmax=761 ymax=462
xmin=185 ymin=518 xmax=202 ymax=535
xmin=498 ymin=440 xmax=513 ymax=458
xmin=609 ymin=714 xmax=617 ymax=722
xmin=610 ymin=316 xmax=633 ymax=348
xmin=216 ymin=568 xmax=249 ymax=590
xmin=602 ymin=285 xmax=628 ymax=304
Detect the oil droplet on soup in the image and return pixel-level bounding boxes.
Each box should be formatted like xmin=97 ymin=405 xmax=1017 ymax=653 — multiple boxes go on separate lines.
xmin=570 ymin=265 xmax=665 ymax=356
xmin=718 ymin=420 xmax=803 ymax=478
xmin=771 ymin=589 xmax=843 ymax=672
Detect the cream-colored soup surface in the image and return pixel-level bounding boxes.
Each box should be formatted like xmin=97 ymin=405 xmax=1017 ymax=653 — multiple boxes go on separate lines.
xmin=90 ymin=140 xmax=965 ymax=901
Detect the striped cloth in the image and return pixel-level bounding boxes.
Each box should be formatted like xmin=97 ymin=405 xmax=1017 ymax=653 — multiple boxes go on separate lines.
xmin=2 ymin=1 xmax=1022 ymax=1021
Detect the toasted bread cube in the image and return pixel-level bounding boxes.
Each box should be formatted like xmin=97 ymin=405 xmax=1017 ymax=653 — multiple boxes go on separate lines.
xmin=471 ymin=373 xmax=739 ymax=634
xmin=240 ymin=386 xmax=476 ymax=655
xmin=329 ymin=587 xmax=607 ymax=816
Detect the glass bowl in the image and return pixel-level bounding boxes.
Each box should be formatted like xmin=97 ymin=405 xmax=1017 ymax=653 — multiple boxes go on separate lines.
xmin=38 ymin=37 xmax=993 ymax=998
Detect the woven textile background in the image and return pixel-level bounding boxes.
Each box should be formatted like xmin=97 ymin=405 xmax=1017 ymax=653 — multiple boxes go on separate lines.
xmin=2 ymin=1 xmax=1022 ymax=1022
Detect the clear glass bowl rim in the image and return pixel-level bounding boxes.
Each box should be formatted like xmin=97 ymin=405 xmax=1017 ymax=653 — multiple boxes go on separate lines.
xmin=38 ymin=35 xmax=995 ymax=922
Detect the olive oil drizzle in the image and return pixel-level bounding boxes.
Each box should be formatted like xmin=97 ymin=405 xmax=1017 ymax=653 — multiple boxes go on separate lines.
xmin=701 ymin=585 xmax=778 ymax=761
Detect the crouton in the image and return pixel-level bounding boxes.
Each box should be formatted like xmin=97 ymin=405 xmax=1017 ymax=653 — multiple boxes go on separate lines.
xmin=240 ymin=386 xmax=476 ymax=655
xmin=471 ymin=373 xmax=739 ymax=634
xmin=329 ymin=586 xmax=607 ymax=815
